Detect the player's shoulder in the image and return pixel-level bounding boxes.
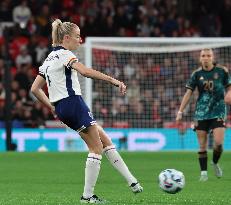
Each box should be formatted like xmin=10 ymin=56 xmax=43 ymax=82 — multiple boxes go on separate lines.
xmin=191 ymin=67 xmax=202 ymax=76
xmin=59 ymin=50 xmax=77 ymax=62
xmin=216 ymin=64 xmax=229 ymax=73
xmin=55 ymin=49 xmax=77 ymax=64
xmin=55 ymin=48 xmax=73 ymax=56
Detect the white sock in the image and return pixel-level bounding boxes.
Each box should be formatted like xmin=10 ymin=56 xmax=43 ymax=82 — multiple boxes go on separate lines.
xmin=201 ymin=171 xmax=207 ymax=175
xmin=83 ymin=153 xmax=102 ymax=198
xmin=104 ymin=145 xmax=137 ymax=185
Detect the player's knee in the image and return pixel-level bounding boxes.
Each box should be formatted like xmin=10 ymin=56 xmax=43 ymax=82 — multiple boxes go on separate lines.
xmin=214 ymin=144 xmax=223 ymax=153
xmin=92 ymin=143 xmax=103 ymax=155
xmin=199 ymin=145 xmax=207 ymax=151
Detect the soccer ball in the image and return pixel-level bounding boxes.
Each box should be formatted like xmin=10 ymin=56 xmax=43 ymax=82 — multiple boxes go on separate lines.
xmin=158 ymin=169 xmax=185 ymax=194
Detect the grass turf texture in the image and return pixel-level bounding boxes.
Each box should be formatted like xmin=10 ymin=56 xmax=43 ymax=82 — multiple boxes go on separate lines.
xmin=0 ymin=152 xmax=230 ymax=205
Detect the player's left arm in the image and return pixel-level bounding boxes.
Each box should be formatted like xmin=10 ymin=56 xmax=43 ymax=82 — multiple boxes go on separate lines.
xmin=31 ymin=75 xmax=56 ymax=116
xmin=223 ymin=66 xmax=231 ymax=104
xmin=225 ymin=85 xmax=231 ymax=104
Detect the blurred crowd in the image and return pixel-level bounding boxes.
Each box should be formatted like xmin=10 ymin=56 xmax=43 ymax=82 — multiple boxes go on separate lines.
xmin=0 ymin=0 xmax=231 ymax=128
xmin=1 ymin=0 xmax=231 ymax=38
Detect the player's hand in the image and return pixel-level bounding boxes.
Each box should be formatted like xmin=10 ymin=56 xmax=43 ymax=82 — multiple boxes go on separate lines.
xmin=112 ymin=78 xmax=126 ymax=95
xmin=176 ymin=111 xmax=183 ymax=122
xmin=118 ymin=81 xmax=126 ymax=95
xmin=51 ymin=105 xmax=57 ymax=119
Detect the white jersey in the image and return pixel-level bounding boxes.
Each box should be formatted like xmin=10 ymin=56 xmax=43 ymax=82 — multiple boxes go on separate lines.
xmin=39 ymin=46 xmax=81 ymax=103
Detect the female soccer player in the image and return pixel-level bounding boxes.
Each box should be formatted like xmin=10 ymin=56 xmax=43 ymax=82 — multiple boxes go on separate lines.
xmin=176 ymin=48 xmax=231 ymax=181
xmin=31 ymin=19 xmax=143 ymax=203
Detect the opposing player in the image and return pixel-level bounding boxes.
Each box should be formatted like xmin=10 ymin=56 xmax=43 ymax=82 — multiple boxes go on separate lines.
xmin=176 ymin=48 xmax=231 ymax=181
xmin=31 ymin=19 xmax=143 ymax=203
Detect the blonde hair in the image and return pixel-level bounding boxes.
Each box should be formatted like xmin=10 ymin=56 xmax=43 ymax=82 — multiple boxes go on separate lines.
xmin=201 ymin=48 xmax=213 ymax=53
xmin=52 ymin=19 xmax=78 ymax=47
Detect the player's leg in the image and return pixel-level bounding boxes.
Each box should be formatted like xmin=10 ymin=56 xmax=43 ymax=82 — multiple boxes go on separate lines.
xmin=55 ymin=96 xmax=105 ymax=202
xmin=213 ymin=127 xmax=224 ymax=164
xmin=196 ymin=130 xmax=208 ymax=181
xmin=211 ymin=126 xmax=225 ymax=178
xmin=79 ymin=125 xmax=105 ymax=203
xmin=97 ymin=125 xmax=143 ymax=193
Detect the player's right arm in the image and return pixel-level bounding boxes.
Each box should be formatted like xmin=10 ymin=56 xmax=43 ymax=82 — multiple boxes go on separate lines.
xmin=31 ymin=75 xmax=56 ymax=117
xmin=176 ymin=89 xmax=193 ymax=122
xmin=223 ymin=66 xmax=231 ymax=104
xmin=176 ymin=69 xmax=197 ymax=122
xmin=71 ymin=61 xmax=126 ymax=95
xmin=225 ymin=86 xmax=231 ymax=104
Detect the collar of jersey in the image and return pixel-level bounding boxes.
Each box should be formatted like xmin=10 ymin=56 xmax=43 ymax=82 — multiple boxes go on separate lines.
xmin=202 ymin=66 xmax=215 ymax=72
xmin=53 ymin=46 xmax=67 ymax=51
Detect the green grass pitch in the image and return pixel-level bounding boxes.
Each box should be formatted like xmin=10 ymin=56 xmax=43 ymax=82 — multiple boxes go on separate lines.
xmin=0 ymin=152 xmax=230 ymax=205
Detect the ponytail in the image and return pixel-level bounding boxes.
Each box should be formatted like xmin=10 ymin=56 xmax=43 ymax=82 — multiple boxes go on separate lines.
xmin=52 ymin=19 xmax=63 ymax=47
xmin=51 ymin=19 xmax=78 ymax=47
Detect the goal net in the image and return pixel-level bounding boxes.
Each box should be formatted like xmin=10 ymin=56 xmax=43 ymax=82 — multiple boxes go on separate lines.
xmin=79 ymin=38 xmax=231 ymax=150
xmin=68 ymin=38 xmax=231 ymax=151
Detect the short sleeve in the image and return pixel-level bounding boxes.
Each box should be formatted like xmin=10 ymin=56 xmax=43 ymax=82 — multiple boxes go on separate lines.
xmin=38 ymin=65 xmax=45 ymax=79
xmin=62 ymin=50 xmax=78 ymax=69
xmin=186 ymin=71 xmax=197 ymax=91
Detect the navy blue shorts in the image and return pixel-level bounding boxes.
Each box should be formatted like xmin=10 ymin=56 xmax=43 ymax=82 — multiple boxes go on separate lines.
xmin=54 ymin=95 xmax=97 ymax=132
